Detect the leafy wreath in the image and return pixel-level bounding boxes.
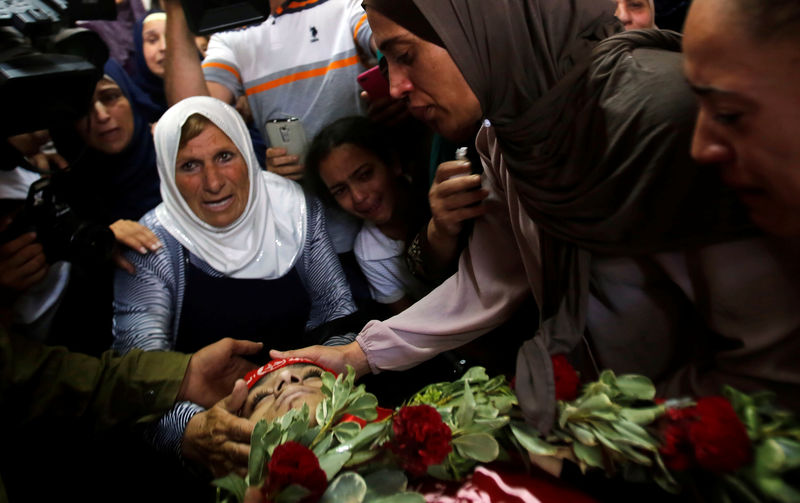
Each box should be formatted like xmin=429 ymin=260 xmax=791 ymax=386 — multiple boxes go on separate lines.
xmin=215 ymin=360 xmax=800 ymax=503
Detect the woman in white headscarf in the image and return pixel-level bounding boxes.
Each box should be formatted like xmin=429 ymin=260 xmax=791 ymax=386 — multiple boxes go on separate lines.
xmin=112 ymin=96 xmax=356 ymax=475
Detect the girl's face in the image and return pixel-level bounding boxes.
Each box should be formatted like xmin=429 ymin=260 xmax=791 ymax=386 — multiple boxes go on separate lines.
xmin=318 ymin=143 xmax=401 ymax=226
xmin=142 ymin=16 xmax=167 ymax=77
xmin=75 ymin=79 xmax=135 ymax=154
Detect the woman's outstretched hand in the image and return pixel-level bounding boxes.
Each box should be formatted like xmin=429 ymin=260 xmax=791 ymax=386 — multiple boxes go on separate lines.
xmin=182 ymin=379 xmax=255 ymax=477
xmin=270 ymin=341 xmax=370 ymax=379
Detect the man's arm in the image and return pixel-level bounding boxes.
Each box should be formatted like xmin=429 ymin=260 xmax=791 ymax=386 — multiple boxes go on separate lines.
xmin=163 ymin=0 xmax=234 ymax=106
xmin=1 ymin=328 xmax=262 ymax=431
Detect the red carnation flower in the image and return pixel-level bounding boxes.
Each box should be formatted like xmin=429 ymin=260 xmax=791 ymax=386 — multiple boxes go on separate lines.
xmin=551 ymin=354 xmax=580 ymax=401
xmin=264 ymin=441 xmax=328 ymax=502
xmin=390 ymin=405 xmax=452 ymax=477
xmin=689 ymin=396 xmax=751 ymax=473
xmin=658 ymin=396 xmax=751 ymax=474
xmin=659 ymin=420 xmax=693 ymax=472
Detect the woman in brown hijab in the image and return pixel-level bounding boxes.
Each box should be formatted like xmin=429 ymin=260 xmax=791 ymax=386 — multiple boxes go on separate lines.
xmin=273 ymin=0 xmax=800 ymax=431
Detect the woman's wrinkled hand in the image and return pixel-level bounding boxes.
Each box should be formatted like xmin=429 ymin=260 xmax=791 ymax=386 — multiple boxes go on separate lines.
xmin=109 ymin=219 xmax=162 ymax=274
xmin=182 ymin=380 xmax=256 ymax=478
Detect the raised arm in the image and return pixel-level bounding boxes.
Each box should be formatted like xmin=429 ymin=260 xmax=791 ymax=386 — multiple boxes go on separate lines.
xmin=163 ymin=0 xmax=234 ymax=106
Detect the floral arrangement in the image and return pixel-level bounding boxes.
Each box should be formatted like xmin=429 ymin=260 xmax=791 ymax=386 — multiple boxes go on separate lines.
xmin=214 ymin=366 xmax=517 ymax=503
xmin=214 ymin=361 xmax=800 ymax=503
xmin=511 ymin=357 xmax=800 ymax=502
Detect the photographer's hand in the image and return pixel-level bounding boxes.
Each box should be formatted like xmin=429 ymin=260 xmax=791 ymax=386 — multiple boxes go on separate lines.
xmin=109 ymin=220 xmax=163 ymax=274
xmin=0 ymin=231 xmax=48 ymax=295
xmin=7 ymin=131 xmax=68 ymax=172
xmin=266 ymin=147 xmax=304 ymax=181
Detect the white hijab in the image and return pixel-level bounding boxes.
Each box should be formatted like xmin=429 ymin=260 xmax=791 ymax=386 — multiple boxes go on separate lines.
xmin=154 ymin=96 xmax=306 ymax=279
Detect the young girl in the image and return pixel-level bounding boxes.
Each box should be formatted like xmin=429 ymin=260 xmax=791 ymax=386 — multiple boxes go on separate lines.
xmin=305 ymin=117 xmax=436 ymax=315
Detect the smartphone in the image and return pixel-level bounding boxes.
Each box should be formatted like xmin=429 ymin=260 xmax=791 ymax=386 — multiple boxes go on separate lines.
xmin=357 ymin=65 xmax=391 ymax=100
xmin=265 ymin=117 xmax=308 ymax=161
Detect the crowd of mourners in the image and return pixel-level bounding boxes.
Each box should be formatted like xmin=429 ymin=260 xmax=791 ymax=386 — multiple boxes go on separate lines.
xmin=1 ymin=0 xmax=799 ymax=500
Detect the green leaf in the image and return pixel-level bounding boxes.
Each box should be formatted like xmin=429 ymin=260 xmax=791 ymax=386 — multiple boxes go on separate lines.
xmin=318 ymin=451 xmax=352 ymax=481
xmin=472 ymin=416 xmax=510 ymax=432
xmin=363 ymin=469 xmax=408 ymax=495
xmin=474 ymin=404 xmax=499 ymax=419
xmin=490 ymin=395 xmax=517 ymax=414
xmin=320 ymin=472 xmax=367 ymax=503
xmin=452 ymin=433 xmax=499 ymax=462
xmin=334 ymin=421 xmax=362 ymax=443
xmin=619 ymin=405 xmax=664 ymax=425
xmin=461 ymin=367 xmax=489 ymax=384
xmin=342 ymin=393 xmax=379 ymax=422
xmin=509 ymin=422 xmax=558 ymax=456
xmin=300 ymin=424 xmax=321 ymax=446
xmin=755 ymin=438 xmax=786 ymax=472
xmin=573 ymin=441 xmax=604 ymax=469
xmin=569 ymin=423 xmax=597 ymax=446
xmin=275 ymin=484 xmax=311 ymax=503
xmin=334 ymin=422 xmax=386 ymax=453
xmin=321 ymin=371 xmax=336 ymax=397
xmin=343 ymin=447 xmax=382 ymax=467
xmin=248 ymin=420 xmax=270 ymax=486
xmin=455 ymin=380 xmax=476 ymax=428
xmin=212 ymin=474 xmax=247 ymax=503
xmin=609 ymin=420 xmax=659 ymax=450
xmin=316 ymin=398 xmax=329 ymax=426
xmin=614 ymin=375 xmax=656 ymax=400
xmin=616 ymin=442 xmax=653 ymax=466
xmin=312 ymin=431 xmax=334 ymax=457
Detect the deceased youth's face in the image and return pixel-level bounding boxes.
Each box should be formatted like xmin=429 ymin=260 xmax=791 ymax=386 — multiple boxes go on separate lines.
xmin=243 ymin=364 xmax=325 ymax=424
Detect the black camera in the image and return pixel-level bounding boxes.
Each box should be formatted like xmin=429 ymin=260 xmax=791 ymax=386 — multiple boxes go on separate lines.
xmin=0 ymin=171 xmax=115 ymax=267
xmin=180 ymin=0 xmax=270 ymax=35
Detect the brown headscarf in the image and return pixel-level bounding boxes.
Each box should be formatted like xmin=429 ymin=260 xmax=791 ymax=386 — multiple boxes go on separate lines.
xmin=366 ymin=0 xmax=754 ymax=431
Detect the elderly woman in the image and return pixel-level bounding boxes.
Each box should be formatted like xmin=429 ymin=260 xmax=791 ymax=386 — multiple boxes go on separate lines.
xmin=113 ymin=96 xmax=356 ymax=474
xmin=275 ymin=0 xmax=800 ymax=433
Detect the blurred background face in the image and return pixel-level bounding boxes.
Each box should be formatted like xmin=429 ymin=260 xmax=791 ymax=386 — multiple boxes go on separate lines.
xmin=194 ymin=35 xmax=210 ymax=58
xmin=76 ymin=78 xmax=135 ymax=154
xmin=243 ymin=364 xmax=325 ymax=423
xmin=366 ymin=8 xmax=482 ymax=142
xmin=175 ymin=123 xmax=250 ymax=228
xmin=614 ymin=0 xmax=655 ymax=29
xmin=142 ymin=15 xmax=167 ymax=77
xmin=319 ymin=143 xmax=400 ymax=226
xmin=684 ymin=0 xmax=800 ymax=236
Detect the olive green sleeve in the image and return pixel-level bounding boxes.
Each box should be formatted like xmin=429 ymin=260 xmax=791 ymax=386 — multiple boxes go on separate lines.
xmin=0 ymin=328 xmax=191 ymax=431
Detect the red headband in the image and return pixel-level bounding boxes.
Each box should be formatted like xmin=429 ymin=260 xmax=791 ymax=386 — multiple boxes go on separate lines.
xmin=244 ymin=358 xmax=336 ymax=389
